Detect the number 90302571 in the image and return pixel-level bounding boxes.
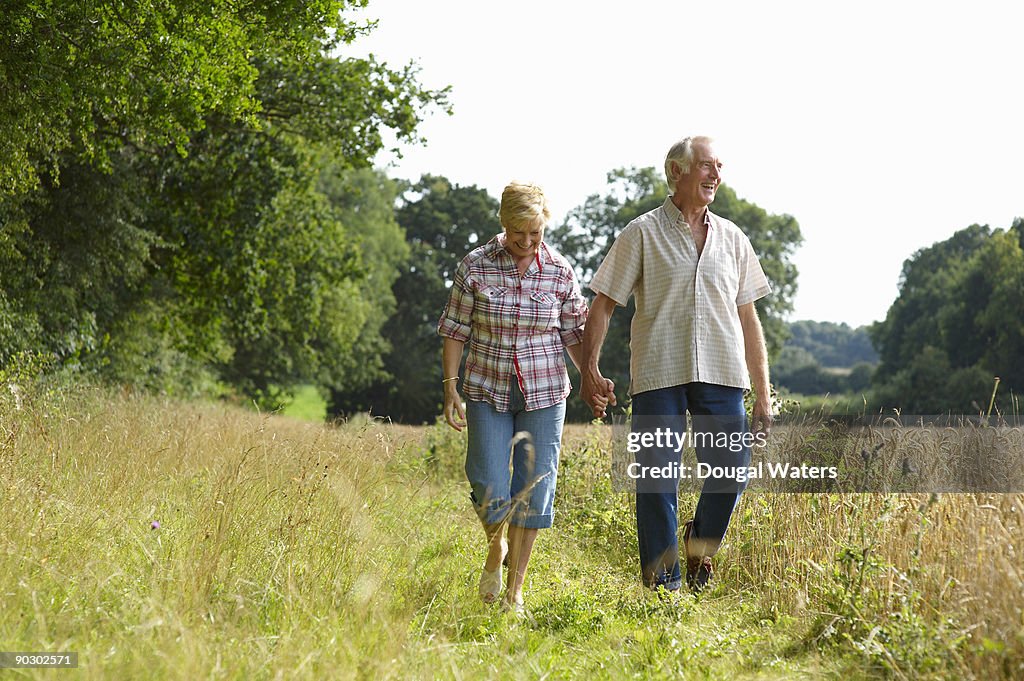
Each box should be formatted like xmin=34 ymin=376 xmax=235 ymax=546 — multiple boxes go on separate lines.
xmin=0 ymin=652 xmax=78 ymax=668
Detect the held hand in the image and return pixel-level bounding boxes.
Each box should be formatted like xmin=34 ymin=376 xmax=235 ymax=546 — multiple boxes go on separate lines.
xmin=582 ymin=369 xmax=616 ymax=419
xmin=603 ymin=378 xmax=617 ymax=406
xmin=580 ymin=369 xmax=602 ymax=416
xmin=592 ymin=377 xmax=617 ymax=418
xmin=751 ymin=396 xmax=773 ymax=442
xmin=443 ymin=387 xmax=467 ymax=432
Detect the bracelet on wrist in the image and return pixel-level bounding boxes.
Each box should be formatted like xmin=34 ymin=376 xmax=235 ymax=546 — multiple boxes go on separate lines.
xmin=442 ymin=377 xmax=459 ymax=383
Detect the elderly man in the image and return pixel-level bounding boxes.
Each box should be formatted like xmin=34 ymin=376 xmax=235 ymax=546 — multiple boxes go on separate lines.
xmin=581 ymin=136 xmax=772 ymax=592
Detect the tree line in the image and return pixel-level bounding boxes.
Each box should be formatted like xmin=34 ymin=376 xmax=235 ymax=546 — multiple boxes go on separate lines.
xmin=1 ymin=0 xmax=447 ymax=404
xmin=770 ymin=225 xmax=1024 ymax=416
xmin=772 ymin=322 xmax=876 ymax=397
xmin=3 ymin=2 xmax=1020 ymax=422
xmin=869 ymin=220 xmax=1024 ymax=415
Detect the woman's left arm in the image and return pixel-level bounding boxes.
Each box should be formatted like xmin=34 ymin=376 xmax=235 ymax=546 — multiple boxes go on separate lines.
xmin=557 ymin=267 xmax=588 ymax=350
xmin=558 ymin=264 xmax=609 ymax=410
xmin=565 ymin=342 xmax=585 ymax=372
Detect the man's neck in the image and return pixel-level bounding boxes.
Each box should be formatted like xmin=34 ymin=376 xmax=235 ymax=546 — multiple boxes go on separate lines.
xmin=671 ymin=196 xmax=708 ymax=227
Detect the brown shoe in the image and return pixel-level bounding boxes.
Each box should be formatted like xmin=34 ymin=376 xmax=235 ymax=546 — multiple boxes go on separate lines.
xmin=683 ymin=520 xmax=713 ymax=592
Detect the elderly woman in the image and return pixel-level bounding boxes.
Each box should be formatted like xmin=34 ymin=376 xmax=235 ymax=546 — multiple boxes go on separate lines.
xmin=437 ymin=182 xmax=594 ymax=612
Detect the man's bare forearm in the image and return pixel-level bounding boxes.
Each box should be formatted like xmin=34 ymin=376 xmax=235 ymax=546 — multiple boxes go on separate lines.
xmin=582 ymin=293 xmax=616 ymax=372
xmin=578 ymin=293 xmax=618 ymax=415
xmin=738 ymin=303 xmax=770 ymax=400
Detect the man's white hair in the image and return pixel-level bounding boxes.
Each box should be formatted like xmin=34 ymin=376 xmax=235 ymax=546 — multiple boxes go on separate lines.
xmin=664 ymin=135 xmax=714 ymax=188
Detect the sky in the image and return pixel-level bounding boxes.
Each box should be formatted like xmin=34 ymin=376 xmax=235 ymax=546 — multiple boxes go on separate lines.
xmin=343 ymin=0 xmax=1023 ymax=328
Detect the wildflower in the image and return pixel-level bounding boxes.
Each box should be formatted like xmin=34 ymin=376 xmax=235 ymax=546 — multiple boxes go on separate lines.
xmin=150 ymin=521 xmax=160 ymax=530
xmin=8 ymin=383 xmax=22 ymax=411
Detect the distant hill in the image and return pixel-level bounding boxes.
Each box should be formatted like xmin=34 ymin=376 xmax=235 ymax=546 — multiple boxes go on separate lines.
xmin=774 ymin=321 xmax=878 ymax=395
xmin=785 ymin=320 xmax=878 ymax=367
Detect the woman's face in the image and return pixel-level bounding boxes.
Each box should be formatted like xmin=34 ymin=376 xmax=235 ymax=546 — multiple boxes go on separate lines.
xmin=503 ymin=219 xmax=544 ymax=259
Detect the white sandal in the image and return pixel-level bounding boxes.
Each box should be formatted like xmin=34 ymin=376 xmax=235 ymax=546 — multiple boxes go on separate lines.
xmin=501 ymin=594 xmax=525 ymax=614
xmin=478 ymin=565 xmax=502 ymax=603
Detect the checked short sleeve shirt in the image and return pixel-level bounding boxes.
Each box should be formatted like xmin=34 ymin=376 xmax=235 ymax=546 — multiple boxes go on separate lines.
xmin=589 ymin=198 xmax=772 ymax=395
xmin=438 ymin=237 xmax=588 ymax=412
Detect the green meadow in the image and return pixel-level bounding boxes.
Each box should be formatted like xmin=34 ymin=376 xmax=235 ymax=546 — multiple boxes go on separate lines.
xmin=1 ymin=386 xmax=1021 ymax=679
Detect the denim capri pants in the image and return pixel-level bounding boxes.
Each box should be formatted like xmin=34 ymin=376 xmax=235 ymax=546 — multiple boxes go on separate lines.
xmin=464 ymin=380 xmax=565 ymax=529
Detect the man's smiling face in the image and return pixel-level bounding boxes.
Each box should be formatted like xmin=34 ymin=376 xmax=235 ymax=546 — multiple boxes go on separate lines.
xmin=673 ymin=140 xmax=722 ymax=209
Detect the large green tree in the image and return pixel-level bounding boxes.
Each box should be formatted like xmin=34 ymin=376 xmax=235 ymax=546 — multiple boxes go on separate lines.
xmin=0 ymin=0 xmax=376 ymax=194
xmin=871 ymin=224 xmax=992 ymax=381
xmin=1 ymin=1 xmax=448 ymax=403
xmin=316 ymin=165 xmax=409 ymax=400
xmin=870 ymin=220 xmax=1024 ymax=413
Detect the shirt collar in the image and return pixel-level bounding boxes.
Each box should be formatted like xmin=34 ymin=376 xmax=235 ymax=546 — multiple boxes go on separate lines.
xmin=662 ymin=196 xmax=713 ymax=229
xmin=535 ymin=241 xmax=554 ymax=272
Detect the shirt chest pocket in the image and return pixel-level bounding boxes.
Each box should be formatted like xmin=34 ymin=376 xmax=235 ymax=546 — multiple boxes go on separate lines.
xmin=525 ymin=290 xmax=561 ymax=329
xmin=477 ymin=284 xmax=512 ymax=321
xmin=480 ymin=285 xmax=508 ymax=299
xmin=712 ymin=249 xmax=740 ymax=298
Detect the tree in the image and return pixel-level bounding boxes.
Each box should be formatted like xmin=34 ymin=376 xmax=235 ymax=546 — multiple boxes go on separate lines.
xmin=846 ymin=362 xmax=874 ymax=394
xmin=0 ymin=156 xmax=156 ymax=367
xmin=547 ymin=167 xmax=666 ymax=286
xmin=0 ymin=1 xmax=384 ymax=195
xmin=785 ymin=321 xmax=878 ymax=367
xmin=869 ymin=347 xmax=994 ymax=414
xmin=331 ymin=175 xmax=500 ymax=423
xmin=316 ymin=165 xmax=409 ymax=401
xmin=870 ymin=221 xmax=1024 ymax=413
xmin=972 ymin=225 xmax=1024 ymax=391
xmin=870 ymin=224 xmax=992 ymax=382
xmin=709 ymin=184 xmax=802 ymax=357
xmin=546 ymin=168 xmax=664 ymax=419
xmin=1 ymin=1 xmax=449 ymax=405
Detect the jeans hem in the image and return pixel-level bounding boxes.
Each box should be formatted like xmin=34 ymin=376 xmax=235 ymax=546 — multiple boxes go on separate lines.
xmin=645 ymin=578 xmax=683 ymax=591
xmin=509 ymin=512 xmax=553 ymax=529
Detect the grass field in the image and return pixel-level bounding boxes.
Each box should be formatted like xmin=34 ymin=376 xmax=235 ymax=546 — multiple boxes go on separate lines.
xmin=278 ymin=384 xmax=328 ymax=423
xmin=1 ymin=385 xmax=1022 ymax=679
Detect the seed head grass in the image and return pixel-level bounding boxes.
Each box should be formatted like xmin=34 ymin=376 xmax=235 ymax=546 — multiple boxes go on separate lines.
xmin=0 ymin=385 xmax=1021 ymax=679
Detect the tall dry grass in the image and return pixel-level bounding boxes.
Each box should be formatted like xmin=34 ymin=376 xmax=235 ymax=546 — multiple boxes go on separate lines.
xmin=2 ymin=382 xmax=1022 ymax=679
xmin=0 ymin=384 xmax=466 ymax=679
xmin=550 ymin=423 xmax=1024 ymax=679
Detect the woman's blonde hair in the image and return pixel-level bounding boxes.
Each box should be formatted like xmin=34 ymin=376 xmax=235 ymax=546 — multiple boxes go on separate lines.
xmin=499 ymin=182 xmax=550 ymax=231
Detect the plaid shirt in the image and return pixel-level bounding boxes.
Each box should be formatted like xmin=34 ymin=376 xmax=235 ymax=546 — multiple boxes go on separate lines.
xmin=438 ymin=236 xmax=588 ymax=412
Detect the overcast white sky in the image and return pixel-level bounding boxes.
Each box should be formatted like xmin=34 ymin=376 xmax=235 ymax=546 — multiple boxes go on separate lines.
xmin=344 ymin=0 xmax=1023 ymax=328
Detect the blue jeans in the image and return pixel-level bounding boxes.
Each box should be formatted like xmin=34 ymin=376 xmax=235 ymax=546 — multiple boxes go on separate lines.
xmin=632 ymin=383 xmax=750 ymax=590
xmin=465 ymin=380 xmax=565 ymax=529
